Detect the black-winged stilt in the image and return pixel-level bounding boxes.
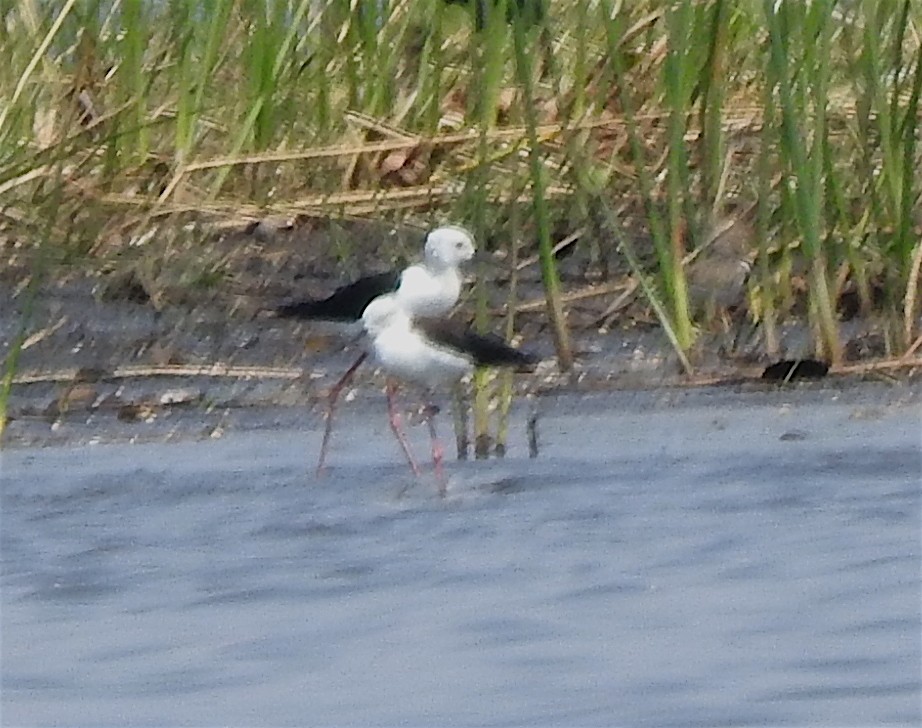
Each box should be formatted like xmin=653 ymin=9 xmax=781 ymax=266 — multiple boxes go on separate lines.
xmin=361 ymin=293 xmax=538 ymax=490
xmin=275 ymin=226 xmax=476 ymax=474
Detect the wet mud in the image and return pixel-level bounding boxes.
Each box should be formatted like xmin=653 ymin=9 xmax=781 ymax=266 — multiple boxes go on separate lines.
xmin=1 ymin=218 xmax=916 ymax=448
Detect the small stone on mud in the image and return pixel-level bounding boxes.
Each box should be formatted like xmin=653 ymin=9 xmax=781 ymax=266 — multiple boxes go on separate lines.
xmin=159 ymin=388 xmax=201 ymax=406
xmin=247 ymin=217 xmax=293 ymax=241
xmin=74 ymin=367 xmax=108 ymax=383
xmin=97 ymin=269 xmax=151 ymax=305
xmin=117 ymin=403 xmax=158 ymax=423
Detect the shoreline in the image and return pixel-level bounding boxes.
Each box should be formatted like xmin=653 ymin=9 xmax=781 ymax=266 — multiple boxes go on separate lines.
xmin=3 ymin=222 xmax=920 ymax=450
xmin=4 ymin=367 xmax=919 ymax=451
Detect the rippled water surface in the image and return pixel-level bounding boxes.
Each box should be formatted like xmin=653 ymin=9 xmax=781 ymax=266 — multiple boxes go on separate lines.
xmin=3 ymin=389 xmax=920 ymax=726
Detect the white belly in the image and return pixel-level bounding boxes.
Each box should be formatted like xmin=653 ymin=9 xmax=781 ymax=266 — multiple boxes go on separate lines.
xmin=372 ymin=327 xmax=472 ymax=388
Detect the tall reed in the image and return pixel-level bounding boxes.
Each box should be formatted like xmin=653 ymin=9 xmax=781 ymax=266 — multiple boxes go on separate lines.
xmin=763 ymin=0 xmax=841 ymax=362
xmin=2 ymin=0 xmax=920 ymax=388
xmin=511 ymin=9 xmax=573 ymax=371
xmin=597 ymin=0 xmax=696 ymax=369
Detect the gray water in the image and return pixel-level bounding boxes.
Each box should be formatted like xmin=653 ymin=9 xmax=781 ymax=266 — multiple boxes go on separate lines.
xmin=2 ymin=389 xmax=920 ymax=727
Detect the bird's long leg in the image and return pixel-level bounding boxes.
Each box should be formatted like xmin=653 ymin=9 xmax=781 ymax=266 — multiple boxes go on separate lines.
xmin=386 ymin=379 xmax=421 ymax=476
xmin=316 ymin=351 xmax=367 ymax=476
xmin=423 ymin=402 xmax=447 ymax=496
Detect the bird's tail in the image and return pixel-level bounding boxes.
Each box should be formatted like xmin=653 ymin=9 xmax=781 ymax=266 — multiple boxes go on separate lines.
xmin=471 ymin=333 xmax=541 ymax=372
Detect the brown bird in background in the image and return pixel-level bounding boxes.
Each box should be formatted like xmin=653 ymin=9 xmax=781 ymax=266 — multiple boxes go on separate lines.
xmin=687 ymin=214 xmax=755 ymax=321
xmin=686 ymin=211 xmax=757 ymax=351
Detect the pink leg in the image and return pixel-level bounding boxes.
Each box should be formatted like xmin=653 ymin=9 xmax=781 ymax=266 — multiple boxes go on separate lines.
xmin=423 ymin=404 xmax=447 ymax=496
xmin=316 ymin=352 xmax=367 ymax=476
xmin=386 ymin=380 xmax=421 ymax=477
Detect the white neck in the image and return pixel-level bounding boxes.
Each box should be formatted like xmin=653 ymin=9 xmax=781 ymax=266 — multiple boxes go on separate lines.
xmin=395 ymin=264 xmax=462 ymax=318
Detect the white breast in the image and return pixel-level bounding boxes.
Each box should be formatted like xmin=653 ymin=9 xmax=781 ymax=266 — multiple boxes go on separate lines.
xmin=395 ymin=265 xmax=461 ymax=318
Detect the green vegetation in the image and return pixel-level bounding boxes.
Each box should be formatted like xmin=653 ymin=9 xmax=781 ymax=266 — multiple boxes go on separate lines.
xmin=2 ymin=1 xmax=921 ymax=438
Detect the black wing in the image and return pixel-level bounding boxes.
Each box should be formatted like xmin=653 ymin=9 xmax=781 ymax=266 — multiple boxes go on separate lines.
xmin=417 ymin=318 xmax=539 ymax=371
xmin=274 ymin=270 xmax=401 ymax=322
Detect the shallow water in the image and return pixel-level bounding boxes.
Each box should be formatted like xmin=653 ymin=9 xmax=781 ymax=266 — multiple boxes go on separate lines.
xmin=2 ymin=389 xmax=920 ymax=727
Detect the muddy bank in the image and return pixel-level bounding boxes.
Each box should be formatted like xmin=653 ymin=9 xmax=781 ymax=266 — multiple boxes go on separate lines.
xmin=4 ymin=370 xmax=920 ymax=453
xmin=2 ymin=219 xmax=917 ymax=448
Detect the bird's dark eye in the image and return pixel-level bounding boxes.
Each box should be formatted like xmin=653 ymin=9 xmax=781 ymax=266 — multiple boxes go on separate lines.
xmin=455 ymin=241 xmax=464 ymax=249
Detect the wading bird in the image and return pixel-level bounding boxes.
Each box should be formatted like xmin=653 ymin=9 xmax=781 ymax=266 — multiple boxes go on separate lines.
xmin=361 ymin=293 xmax=539 ymax=493
xmin=275 ymin=226 xmax=476 ymax=475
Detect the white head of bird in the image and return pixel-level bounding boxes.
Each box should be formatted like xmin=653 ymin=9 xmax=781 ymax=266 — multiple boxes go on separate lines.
xmin=392 ymin=225 xmax=475 ymax=318
xmin=423 ymin=226 xmax=476 ymax=271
